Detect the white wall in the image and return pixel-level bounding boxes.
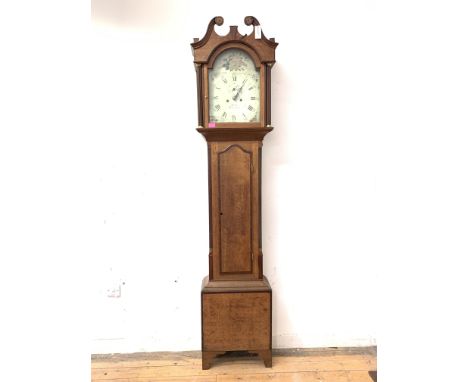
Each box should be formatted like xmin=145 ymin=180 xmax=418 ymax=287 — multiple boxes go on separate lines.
xmin=88 ymin=0 xmax=381 ymax=353
xmin=3 ymin=2 xmax=467 ymax=365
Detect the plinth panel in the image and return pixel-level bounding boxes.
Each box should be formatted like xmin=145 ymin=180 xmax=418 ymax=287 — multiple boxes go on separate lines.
xmin=202 ymin=291 xmax=271 ymax=350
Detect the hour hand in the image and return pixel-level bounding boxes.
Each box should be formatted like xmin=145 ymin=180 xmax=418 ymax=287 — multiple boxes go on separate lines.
xmin=233 ymin=79 xmax=247 ymax=100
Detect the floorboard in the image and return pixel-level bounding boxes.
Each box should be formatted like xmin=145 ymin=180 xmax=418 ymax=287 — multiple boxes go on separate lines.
xmin=92 ymin=347 xmax=377 ymax=382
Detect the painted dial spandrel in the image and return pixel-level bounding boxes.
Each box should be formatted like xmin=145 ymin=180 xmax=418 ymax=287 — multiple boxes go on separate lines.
xmin=209 ymin=49 xmax=260 ymax=123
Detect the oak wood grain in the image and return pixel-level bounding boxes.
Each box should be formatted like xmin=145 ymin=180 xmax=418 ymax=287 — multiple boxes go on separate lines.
xmin=209 ymin=141 xmax=262 ymax=281
xmin=218 ymin=144 xmax=253 ymax=274
xmin=202 ymin=293 xmax=270 ymax=350
xmin=91 ymin=348 xmax=377 ymax=381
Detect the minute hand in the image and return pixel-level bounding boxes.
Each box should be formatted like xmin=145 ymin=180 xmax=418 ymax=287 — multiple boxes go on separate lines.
xmin=233 ymin=78 xmax=247 ymax=101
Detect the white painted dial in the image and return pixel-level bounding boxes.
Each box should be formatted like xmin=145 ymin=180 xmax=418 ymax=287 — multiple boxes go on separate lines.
xmin=208 ymin=48 xmax=260 ymax=123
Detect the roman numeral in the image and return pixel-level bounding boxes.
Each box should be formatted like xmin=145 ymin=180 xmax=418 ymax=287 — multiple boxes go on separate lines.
xmin=232 ymin=73 xmax=237 ymax=81
xmin=222 ymin=77 xmax=227 ymax=84
xmin=250 ymin=97 xmax=256 ymax=100
xmin=243 ymin=113 xmax=247 ymax=120
xmin=215 ymin=104 xmax=220 ymax=111
xmin=248 ymin=105 xmax=254 ymax=111
xmin=248 ymin=86 xmax=254 ymax=90
xmin=222 ymin=111 xmax=227 ymax=118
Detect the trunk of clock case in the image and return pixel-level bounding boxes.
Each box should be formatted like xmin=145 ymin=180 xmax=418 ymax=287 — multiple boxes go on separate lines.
xmin=209 ymin=141 xmax=261 ymax=281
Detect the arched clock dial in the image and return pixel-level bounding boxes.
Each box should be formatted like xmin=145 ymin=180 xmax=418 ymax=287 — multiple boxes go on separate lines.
xmin=208 ymin=48 xmax=260 ymax=123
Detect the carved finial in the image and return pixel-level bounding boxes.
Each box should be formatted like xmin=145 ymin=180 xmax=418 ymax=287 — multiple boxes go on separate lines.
xmin=244 ymin=16 xmax=260 ymax=26
xmin=192 ymin=17 xmax=225 ymax=50
xmin=192 ymin=16 xmax=278 ymax=63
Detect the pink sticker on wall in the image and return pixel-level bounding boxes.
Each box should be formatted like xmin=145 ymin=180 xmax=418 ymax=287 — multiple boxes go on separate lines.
xmin=208 ymin=122 xmax=216 ymax=128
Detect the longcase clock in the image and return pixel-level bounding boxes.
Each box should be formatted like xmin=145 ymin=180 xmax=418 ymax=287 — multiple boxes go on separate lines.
xmin=191 ymin=16 xmax=278 ymax=370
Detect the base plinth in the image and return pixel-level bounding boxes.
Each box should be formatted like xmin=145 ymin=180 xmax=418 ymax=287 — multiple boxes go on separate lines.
xmin=201 ymin=276 xmax=272 ymax=370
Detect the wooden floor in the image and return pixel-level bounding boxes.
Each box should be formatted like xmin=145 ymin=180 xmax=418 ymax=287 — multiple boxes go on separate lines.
xmin=92 ymin=347 xmax=377 ymax=382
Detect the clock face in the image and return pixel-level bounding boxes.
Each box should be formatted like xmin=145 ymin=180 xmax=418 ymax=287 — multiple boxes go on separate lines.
xmin=208 ymin=48 xmax=260 ymax=123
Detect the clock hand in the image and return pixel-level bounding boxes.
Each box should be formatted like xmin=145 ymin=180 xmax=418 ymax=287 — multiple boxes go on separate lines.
xmin=233 ymin=78 xmax=247 ymax=101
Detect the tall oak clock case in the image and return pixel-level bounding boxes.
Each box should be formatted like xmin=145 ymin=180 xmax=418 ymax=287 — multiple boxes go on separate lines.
xmin=191 ymin=16 xmax=278 ymax=370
